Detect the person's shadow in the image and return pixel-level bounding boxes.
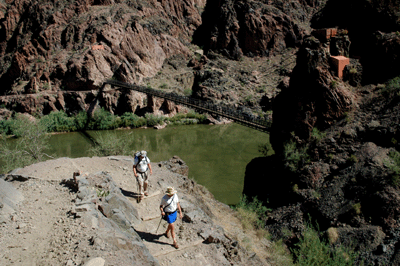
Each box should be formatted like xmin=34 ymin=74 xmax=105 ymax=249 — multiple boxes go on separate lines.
xmin=135 ymin=230 xmax=172 ymax=247
xmin=120 ymin=188 xmax=141 ymax=199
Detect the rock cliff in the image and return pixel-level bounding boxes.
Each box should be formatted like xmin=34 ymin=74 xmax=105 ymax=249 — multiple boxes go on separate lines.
xmin=0 ymin=0 xmax=324 ymax=118
xmin=258 ymin=1 xmax=400 ymax=265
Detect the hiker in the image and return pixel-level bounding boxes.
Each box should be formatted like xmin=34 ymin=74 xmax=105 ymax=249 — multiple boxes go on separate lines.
xmin=160 ymin=187 xmax=183 ymax=249
xmin=133 ymin=150 xmax=152 ymax=199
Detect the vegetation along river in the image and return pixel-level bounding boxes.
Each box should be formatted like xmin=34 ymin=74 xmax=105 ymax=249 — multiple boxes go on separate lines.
xmin=45 ymin=123 xmax=270 ymax=205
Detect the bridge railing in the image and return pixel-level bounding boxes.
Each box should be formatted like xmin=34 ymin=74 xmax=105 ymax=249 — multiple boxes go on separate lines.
xmin=105 ymin=79 xmax=271 ymax=131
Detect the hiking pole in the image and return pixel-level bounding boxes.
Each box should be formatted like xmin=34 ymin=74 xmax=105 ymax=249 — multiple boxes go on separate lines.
xmin=156 ymin=215 xmax=163 ymax=234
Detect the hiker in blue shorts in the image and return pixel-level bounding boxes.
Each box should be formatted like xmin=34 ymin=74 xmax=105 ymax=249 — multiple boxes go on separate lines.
xmin=160 ymin=187 xmax=183 ymax=249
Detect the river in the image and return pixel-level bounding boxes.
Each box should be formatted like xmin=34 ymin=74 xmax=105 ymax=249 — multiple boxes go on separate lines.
xmin=42 ymin=123 xmax=270 ymax=205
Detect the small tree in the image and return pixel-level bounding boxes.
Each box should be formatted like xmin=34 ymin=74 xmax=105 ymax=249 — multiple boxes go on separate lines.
xmin=88 ymin=131 xmax=133 ymax=156
xmin=0 ymin=116 xmax=52 ymax=173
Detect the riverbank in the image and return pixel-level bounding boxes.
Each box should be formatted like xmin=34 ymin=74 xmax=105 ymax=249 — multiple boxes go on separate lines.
xmin=0 ymin=156 xmax=276 ymax=265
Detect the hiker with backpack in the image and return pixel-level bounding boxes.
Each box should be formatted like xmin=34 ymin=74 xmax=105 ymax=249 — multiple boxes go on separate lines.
xmin=133 ymin=150 xmax=153 ymax=200
xmin=160 ymin=187 xmax=183 ymax=249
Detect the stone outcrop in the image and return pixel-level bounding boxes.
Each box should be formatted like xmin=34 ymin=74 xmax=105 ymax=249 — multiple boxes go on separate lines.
xmin=64 ymin=171 xmax=160 ymax=265
xmin=270 ymin=35 xmax=355 ymax=153
xmin=194 ymin=0 xmax=325 ymax=59
xmin=311 ymin=0 xmax=400 ymax=84
xmin=0 ymin=178 xmax=24 ymax=224
xmin=0 ymin=0 xmax=203 ymax=94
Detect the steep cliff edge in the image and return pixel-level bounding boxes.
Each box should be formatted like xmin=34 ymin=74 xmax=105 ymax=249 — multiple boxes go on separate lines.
xmin=260 ymin=1 xmax=400 ymax=264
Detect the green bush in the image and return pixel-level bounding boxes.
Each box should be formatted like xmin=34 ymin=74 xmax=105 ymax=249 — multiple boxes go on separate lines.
xmin=283 ymin=140 xmax=310 ymax=172
xmin=384 ymin=150 xmax=400 ymax=187
xmin=88 ymin=131 xmax=132 ymax=156
xmin=0 ymin=117 xmax=51 ymax=174
xmin=74 ymin=111 xmax=88 ymax=130
xmin=0 ymin=119 xmax=14 ymax=135
xmin=292 ymin=221 xmax=358 ymax=266
xmin=145 ymin=113 xmax=165 ymax=127
xmin=311 ymin=127 xmax=326 ymax=143
xmin=258 ymin=141 xmax=273 ymax=156
xmin=233 ymin=195 xmax=270 ymax=230
xmin=381 ymin=76 xmax=400 ymax=96
xmin=88 ymin=108 xmax=120 ymax=130
xmin=120 ymin=112 xmax=147 ymax=128
xmin=1 ymin=109 xmax=208 ymax=136
xmin=347 ymin=154 xmax=358 ymax=165
xmin=40 ymin=110 xmax=77 ymax=132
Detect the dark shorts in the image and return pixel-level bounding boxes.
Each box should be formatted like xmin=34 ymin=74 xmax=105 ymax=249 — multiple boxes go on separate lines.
xmin=165 ymin=211 xmax=177 ymax=224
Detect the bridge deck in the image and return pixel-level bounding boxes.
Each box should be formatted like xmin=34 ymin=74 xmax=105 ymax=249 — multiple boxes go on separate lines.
xmin=105 ymin=79 xmax=271 ymax=132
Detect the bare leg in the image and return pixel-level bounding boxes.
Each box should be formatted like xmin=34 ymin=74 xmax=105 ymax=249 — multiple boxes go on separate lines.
xmin=165 ymin=223 xmax=172 ymax=238
xmin=137 ymin=175 xmax=144 ymax=198
xmin=170 ymin=223 xmax=178 ymax=248
xmin=143 ymin=171 xmax=149 ymax=196
xmin=143 ymin=180 xmax=148 ymax=196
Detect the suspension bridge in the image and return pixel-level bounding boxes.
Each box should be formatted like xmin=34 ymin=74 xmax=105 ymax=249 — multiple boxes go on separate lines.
xmin=105 ymin=79 xmax=271 ymax=132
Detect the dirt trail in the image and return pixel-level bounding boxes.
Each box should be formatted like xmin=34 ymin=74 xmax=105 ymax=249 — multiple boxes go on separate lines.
xmin=1 ymin=156 xmax=271 ymax=266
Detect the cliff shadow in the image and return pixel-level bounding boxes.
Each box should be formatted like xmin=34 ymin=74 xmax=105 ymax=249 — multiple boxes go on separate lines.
xmin=243 ymin=154 xmax=297 ymax=208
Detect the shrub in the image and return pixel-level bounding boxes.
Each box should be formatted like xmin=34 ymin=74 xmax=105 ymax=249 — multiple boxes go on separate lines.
xmin=74 ymin=111 xmax=88 ymax=130
xmin=233 ymin=195 xmax=270 ymax=230
xmin=258 ymin=141 xmax=274 ymax=156
xmin=0 ymin=119 xmax=14 ymax=135
xmin=88 ymin=131 xmax=132 ymax=156
xmin=184 ymin=88 xmax=192 ymax=96
xmin=39 ymin=110 xmax=76 ymax=132
xmin=311 ymin=127 xmax=326 ymax=143
xmin=384 ymin=150 xmax=400 ymax=187
xmin=268 ymin=239 xmax=294 ymax=266
xmin=347 ymin=154 xmax=358 ymax=165
xmin=292 ymin=220 xmax=358 ymax=266
xmin=0 ymin=117 xmax=52 ymax=174
xmin=159 ymin=83 xmax=168 ymax=89
xmin=352 ymin=203 xmax=362 ymax=215
xmin=145 ymin=113 xmax=165 ymax=127
xmin=381 ymin=76 xmax=400 ymax=96
xmin=88 ymin=108 xmax=120 ymax=130
xmin=283 ymin=140 xmax=310 ymax=172
xmin=326 ymin=227 xmax=339 ymax=244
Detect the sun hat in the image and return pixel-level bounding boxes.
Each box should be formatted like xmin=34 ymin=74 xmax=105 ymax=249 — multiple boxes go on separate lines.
xmin=165 ymin=187 xmax=177 ymax=196
xmin=140 ymin=150 xmax=147 ymax=157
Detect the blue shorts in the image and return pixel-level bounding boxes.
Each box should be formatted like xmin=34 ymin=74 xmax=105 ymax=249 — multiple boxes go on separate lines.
xmin=165 ymin=211 xmax=177 ymax=224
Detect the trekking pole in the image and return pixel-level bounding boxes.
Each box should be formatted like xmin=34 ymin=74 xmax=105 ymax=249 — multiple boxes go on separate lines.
xmin=156 ymin=215 xmax=163 ymax=234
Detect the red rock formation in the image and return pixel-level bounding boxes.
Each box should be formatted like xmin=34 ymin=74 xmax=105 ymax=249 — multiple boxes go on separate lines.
xmin=0 ymin=0 xmax=204 ymax=96
xmin=271 ymin=36 xmax=355 ymax=152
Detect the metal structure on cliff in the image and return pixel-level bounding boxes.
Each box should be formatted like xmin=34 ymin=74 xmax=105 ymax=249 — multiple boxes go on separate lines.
xmin=105 ymin=79 xmax=271 ymax=132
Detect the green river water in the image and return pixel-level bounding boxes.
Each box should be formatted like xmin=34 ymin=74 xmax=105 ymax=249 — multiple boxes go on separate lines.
xmin=38 ymin=123 xmax=269 ymax=205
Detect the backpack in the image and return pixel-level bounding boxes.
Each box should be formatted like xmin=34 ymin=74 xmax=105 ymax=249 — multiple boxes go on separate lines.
xmin=135 ymin=156 xmax=148 ymax=173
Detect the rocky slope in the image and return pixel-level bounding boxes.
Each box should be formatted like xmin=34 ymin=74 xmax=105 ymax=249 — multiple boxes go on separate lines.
xmin=0 ymin=156 xmax=270 ymax=266
xmin=2 ymin=0 xmax=400 ymax=265
xmin=245 ymin=1 xmax=400 ymax=265
xmin=0 ymin=0 xmax=322 ymax=119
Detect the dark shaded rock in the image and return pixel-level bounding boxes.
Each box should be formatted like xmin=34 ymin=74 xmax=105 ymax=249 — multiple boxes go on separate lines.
xmin=193 ymin=0 xmax=321 ymax=58
xmin=334 ymin=225 xmax=386 ymax=253
xmin=161 ymin=156 xmax=189 ymax=177
xmin=270 ymin=35 xmax=355 ymax=153
xmin=343 ymin=58 xmax=363 ymax=87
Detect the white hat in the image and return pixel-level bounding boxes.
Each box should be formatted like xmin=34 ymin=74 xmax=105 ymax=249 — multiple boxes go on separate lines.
xmin=165 ymin=187 xmax=177 ymax=196
xmin=140 ymin=150 xmax=147 ymax=157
